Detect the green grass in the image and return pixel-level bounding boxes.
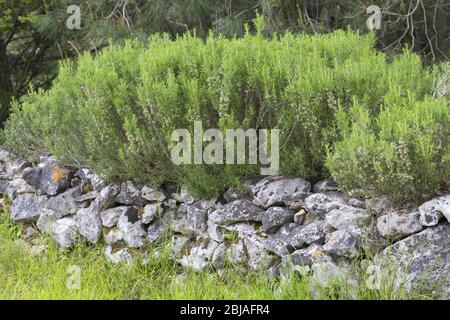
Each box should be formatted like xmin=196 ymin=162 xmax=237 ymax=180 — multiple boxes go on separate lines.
xmin=0 ymin=206 xmax=432 ymax=300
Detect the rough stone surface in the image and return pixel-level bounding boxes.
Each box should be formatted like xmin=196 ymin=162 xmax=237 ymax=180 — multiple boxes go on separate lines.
xmin=115 ymin=181 xmax=146 ymax=206
xmin=252 ymin=176 xmax=311 ymax=209
xmin=377 ymin=211 xmax=423 ymax=238
xmin=101 ymin=206 xmax=135 ymax=228
xmin=94 ymin=185 xmax=119 ymax=210
xmin=142 ymin=203 xmax=162 ymax=224
xmin=10 ymin=193 xmax=47 ymax=222
xmin=79 ymin=167 xmax=107 ymax=191
xmin=75 ymin=190 xmax=99 ymax=203
xmin=304 ymin=193 xmax=342 ymax=216
xmin=22 ymin=162 xmax=73 ymax=196
xmin=210 ymin=199 xmax=263 ymax=226
xmin=323 ymin=226 xmax=363 ymax=258
xmin=325 ymin=207 xmax=371 ymax=230
xmin=418 ymin=195 xmax=450 ymax=227
xmin=52 ymin=217 xmax=79 ymax=248
xmin=374 ymin=223 xmax=450 ymax=296
xmin=103 ymin=228 xmax=124 ymax=244
xmin=261 ymin=207 xmax=294 ymax=234
xmin=45 ymin=187 xmax=82 ymax=219
xmin=147 ymin=211 xmax=173 ymax=244
xmin=286 ymin=243 xmax=333 ymax=267
xmin=36 ymin=208 xmax=57 ymax=234
xmin=117 ymin=209 xmax=146 ymax=248
xmin=75 ymin=206 xmax=103 ymax=243
xmin=141 ymin=185 xmax=166 ymax=202
xmin=172 ymin=202 xmax=209 ymax=237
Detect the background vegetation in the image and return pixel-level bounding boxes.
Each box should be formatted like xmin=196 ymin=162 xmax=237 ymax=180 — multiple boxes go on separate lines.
xmin=1 ymin=0 xmax=449 ymax=123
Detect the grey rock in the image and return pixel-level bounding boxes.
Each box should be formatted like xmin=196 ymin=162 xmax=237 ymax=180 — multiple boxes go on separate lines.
xmin=210 ymin=199 xmax=263 ymax=226
xmin=286 ymin=243 xmax=333 ymax=267
xmin=325 ymin=207 xmax=371 ymax=230
xmin=0 ymin=178 xmax=34 ymax=199
xmin=22 ymin=162 xmax=73 ymax=196
xmin=418 ymin=195 xmax=450 ymax=226
xmin=101 ymin=206 xmax=136 ymax=228
xmin=172 ymin=202 xmax=209 ymax=237
xmin=142 ymin=203 xmax=163 ymax=224
xmin=304 ymin=193 xmax=342 ymax=216
xmin=75 ymin=190 xmax=99 ymax=203
xmin=262 ymin=207 xmax=294 ymax=234
xmin=323 ymin=226 xmax=366 ymax=258
xmin=141 ymin=185 xmax=166 ymax=202
xmin=45 ymin=187 xmax=82 ymax=219
xmin=10 ymin=193 xmax=47 ymax=222
xmin=92 ymin=185 xmax=119 ymax=211
xmin=251 ymin=176 xmax=311 ymax=209
xmin=265 ymin=220 xmax=326 ymax=257
xmin=117 ymin=210 xmax=146 ymax=248
xmin=0 ymin=149 xmax=30 ymax=179
xmin=75 ymin=206 xmax=102 ymax=243
xmin=297 ymin=220 xmax=326 ymax=244
xmin=147 ymin=211 xmax=173 ymax=244
xmin=52 ymin=217 xmax=79 ymax=248
xmin=373 ymin=223 xmax=450 ymax=296
xmin=377 ymin=211 xmax=423 ymax=239
xmin=265 ymin=223 xmax=303 ymax=256
xmin=79 ymin=167 xmax=106 ymax=191
xmin=366 ymin=196 xmax=392 ymax=215
xmin=115 ymin=181 xmax=146 ymax=206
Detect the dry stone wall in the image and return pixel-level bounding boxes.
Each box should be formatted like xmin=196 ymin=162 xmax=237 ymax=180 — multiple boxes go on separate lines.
xmin=0 ymin=147 xmax=448 ymax=297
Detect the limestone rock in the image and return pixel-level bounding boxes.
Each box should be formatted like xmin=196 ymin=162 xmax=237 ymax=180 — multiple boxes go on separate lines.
xmin=172 ymin=202 xmax=209 ymax=237
xmin=261 ymin=207 xmax=294 ymax=234
xmin=251 ymin=176 xmax=311 ymax=209
xmin=418 ymin=195 xmax=450 ymax=226
xmin=373 ymin=223 xmax=450 ymax=296
xmin=323 ymin=226 xmax=364 ymax=258
xmin=142 ymin=203 xmax=163 ymax=224
xmin=376 ymin=211 xmax=423 ymax=239
xmin=22 ymin=162 xmax=73 ymax=196
xmin=45 ymin=187 xmax=82 ymax=219
xmin=101 ymin=206 xmax=136 ymax=228
xmin=10 ymin=193 xmax=47 ymax=222
xmin=75 ymin=206 xmax=103 ymax=243
xmin=304 ymin=193 xmax=342 ymax=216
xmin=115 ymin=181 xmax=146 ymax=206
xmin=209 ymin=199 xmax=263 ymax=226
xmin=117 ymin=209 xmax=146 ymax=248
xmin=141 ymin=185 xmax=166 ymax=202
xmin=52 ymin=217 xmax=79 ymax=248
xmin=325 ymin=207 xmax=371 ymax=230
